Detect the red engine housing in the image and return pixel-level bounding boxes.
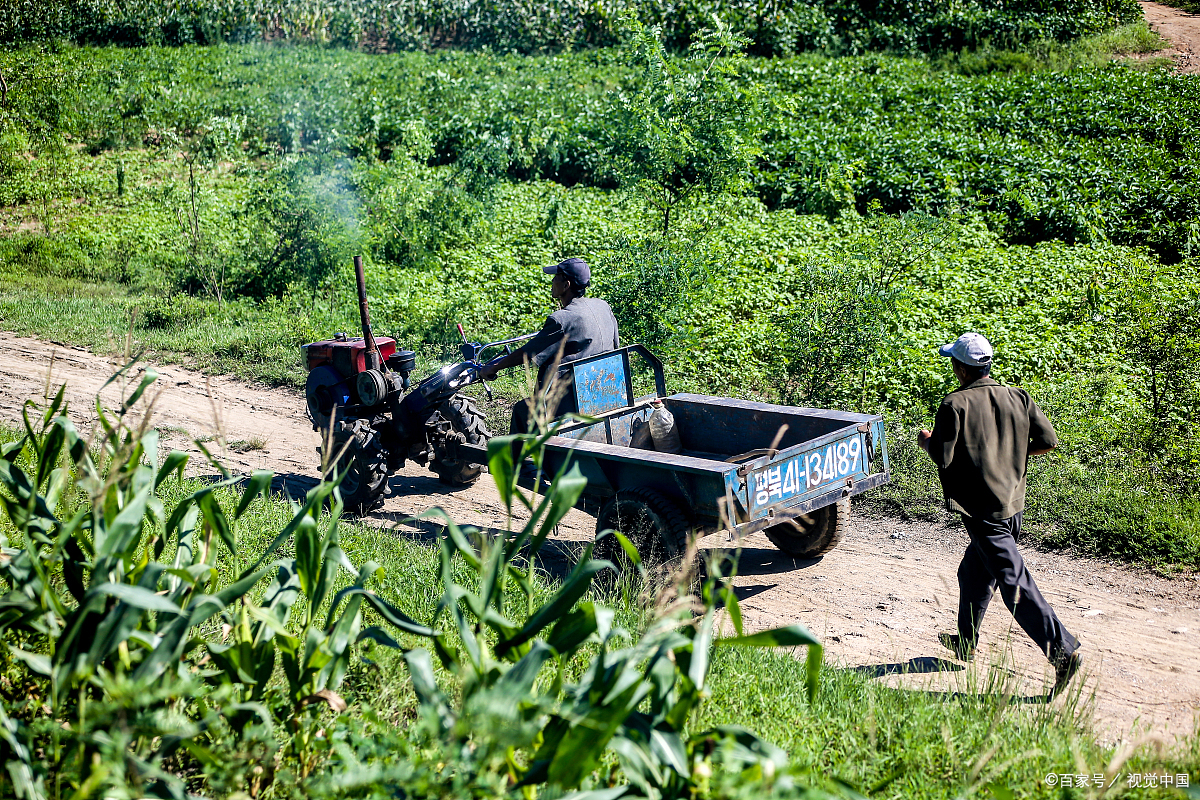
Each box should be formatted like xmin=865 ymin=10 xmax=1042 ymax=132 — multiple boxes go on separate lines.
xmin=302 ymin=336 xmax=397 ymax=378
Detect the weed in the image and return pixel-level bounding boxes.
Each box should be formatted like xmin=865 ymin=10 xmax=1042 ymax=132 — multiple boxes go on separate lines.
xmin=229 ymin=434 xmax=268 ymax=453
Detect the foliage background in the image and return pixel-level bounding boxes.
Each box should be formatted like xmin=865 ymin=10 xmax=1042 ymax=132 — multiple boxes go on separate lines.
xmin=0 ymin=2 xmax=1198 ymax=796
xmin=0 ymin=0 xmax=1142 ymax=55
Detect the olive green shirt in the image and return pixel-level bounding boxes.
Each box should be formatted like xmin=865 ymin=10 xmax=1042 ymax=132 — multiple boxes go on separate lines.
xmin=926 ymin=377 xmax=1058 ymax=521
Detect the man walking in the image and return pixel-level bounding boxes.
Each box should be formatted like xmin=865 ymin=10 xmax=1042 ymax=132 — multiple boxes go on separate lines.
xmin=918 ymin=332 xmax=1082 ymax=696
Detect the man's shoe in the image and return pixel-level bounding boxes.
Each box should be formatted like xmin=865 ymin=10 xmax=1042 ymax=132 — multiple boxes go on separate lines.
xmin=938 ymin=633 xmax=975 ymax=662
xmin=1051 ymin=650 xmax=1082 ymax=698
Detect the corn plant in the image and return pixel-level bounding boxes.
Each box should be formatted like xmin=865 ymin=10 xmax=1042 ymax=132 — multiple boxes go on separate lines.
xmin=0 ymin=364 xmax=272 ymax=798
xmin=0 ymin=363 xmax=828 ymax=798
xmin=205 ymin=483 xmax=435 ymax=714
xmin=381 ymin=429 xmax=826 ymax=798
xmin=0 ymin=362 xmax=428 ymax=797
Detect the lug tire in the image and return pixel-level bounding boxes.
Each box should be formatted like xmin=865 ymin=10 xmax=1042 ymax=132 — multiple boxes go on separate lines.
xmin=594 ymin=487 xmax=697 ymax=594
xmin=762 ymin=498 xmax=850 ymax=559
xmin=433 ymin=394 xmax=490 ymax=486
xmin=305 ymin=365 xmax=345 ymax=432
xmin=326 ymin=419 xmax=387 ymax=513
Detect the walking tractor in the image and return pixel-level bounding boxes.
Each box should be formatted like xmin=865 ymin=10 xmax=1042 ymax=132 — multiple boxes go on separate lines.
xmin=301 ymin=258 xmax=892 ymax=571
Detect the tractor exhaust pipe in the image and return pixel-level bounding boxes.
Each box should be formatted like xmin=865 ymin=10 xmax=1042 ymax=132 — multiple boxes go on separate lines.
xmin=354 ymin=255 xmax=381 ymax=371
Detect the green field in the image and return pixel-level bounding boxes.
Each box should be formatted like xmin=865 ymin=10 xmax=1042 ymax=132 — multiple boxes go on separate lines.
xmin=2 ymin=27 xmax=1199 ymax=566
xmin=1 ymin=1 xmax=1198 ymax=796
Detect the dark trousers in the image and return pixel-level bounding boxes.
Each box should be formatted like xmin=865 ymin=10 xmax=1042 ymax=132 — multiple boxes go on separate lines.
xmin=508 ymin=392 xmax=576 ymax=435
xmin=508 ymin=392 xmax=578 ymax=468
xmin=957 ymin=512 xmax=1079 ymax=664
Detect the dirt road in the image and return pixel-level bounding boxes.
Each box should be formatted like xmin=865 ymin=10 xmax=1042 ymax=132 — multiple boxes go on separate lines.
xmin=1141 ymin=0 xmax=1200 ymax=73
xmin=1 ymin=336 xmax=1196 ymax=745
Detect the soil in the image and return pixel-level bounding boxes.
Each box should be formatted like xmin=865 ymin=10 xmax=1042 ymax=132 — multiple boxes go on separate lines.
xmin=1140 ymin=0 xmax=1200 ymax=73
xmin=0 ymin=336 xmax=1196 ymax=746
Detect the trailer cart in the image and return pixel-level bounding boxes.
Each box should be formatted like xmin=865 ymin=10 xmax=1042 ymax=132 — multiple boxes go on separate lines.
xmin=460 ymin=346 xmax=890 ymax=568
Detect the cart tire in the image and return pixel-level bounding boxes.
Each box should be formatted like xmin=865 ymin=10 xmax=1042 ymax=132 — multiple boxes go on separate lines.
xmin=326 ymin=419 xmax=387 ymax=514
xmin=763 ymin=498 xmax=850 ymax=559
xmin=433 ymin=394 xmax=490 ymax=486
xmin=594 ymin=487 xmax=697 ymax=593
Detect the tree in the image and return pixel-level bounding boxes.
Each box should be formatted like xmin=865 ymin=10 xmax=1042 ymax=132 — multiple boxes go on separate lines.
xmin=611 ymin=18 xmax=761 ymax=238
xmin=162 ymin=114 xmax=244 ymax=307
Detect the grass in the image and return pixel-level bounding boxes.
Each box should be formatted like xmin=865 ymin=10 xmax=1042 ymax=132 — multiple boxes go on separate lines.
xmin=1163 ymin=0 xmax=1200 ymax=13
xmin=703 ymin=643 xmax=1200 ymax=798
xmin=228 ymin=434 xmax=269 ymax=452
xmin=937 ymin=21 xmax=1172 ymax=74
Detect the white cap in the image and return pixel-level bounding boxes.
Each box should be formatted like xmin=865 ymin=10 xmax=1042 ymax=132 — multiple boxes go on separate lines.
xmin=938 ymin=332 xmax=993 ymax=367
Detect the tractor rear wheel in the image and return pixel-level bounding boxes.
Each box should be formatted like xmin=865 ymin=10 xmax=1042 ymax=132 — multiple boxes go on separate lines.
xmin=762 ymin=498 xmax=849 ymax=559
xmin=594 ymin=487 xmax=696 ymax=594
xmin=432 ymin=394 xmax=490 ymax=486
xmin=326 ymin=419 xmax=387 ymax=513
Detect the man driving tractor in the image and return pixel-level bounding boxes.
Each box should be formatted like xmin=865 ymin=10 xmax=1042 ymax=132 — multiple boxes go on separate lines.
xmin=481 ymin=257 xmax=620 ymax=434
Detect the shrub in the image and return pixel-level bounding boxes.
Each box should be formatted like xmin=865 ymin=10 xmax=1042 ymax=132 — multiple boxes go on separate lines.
xmin=136 ymin=293 xmax=211 ymax=329
xmin=237 ymin=155 xmax=365 ymax=300
xmin=0 ymin=0 xmax=1142 ymax=55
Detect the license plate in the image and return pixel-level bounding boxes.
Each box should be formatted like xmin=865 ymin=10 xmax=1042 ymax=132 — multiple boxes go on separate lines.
xmin=749 ymin=434 xmax=865 ymax=515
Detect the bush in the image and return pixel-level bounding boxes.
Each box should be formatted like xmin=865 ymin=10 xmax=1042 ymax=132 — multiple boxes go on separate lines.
xmin=774 ymin=273 xmax=895 ymax=412
xmin=136 ymin=293 xmax=211 ymax=329
xmin=1113 ymin=260 xmax=1200 ymax=491
xmin=598 ymin=235 xmax=714 ymax=353
xmin=0 ymin=234 xmax=132 ymax=284
xmin=0 ymin=0 xmax=1142 ymax=55
xmin=236 ymin=155 xmax=365 ymax=300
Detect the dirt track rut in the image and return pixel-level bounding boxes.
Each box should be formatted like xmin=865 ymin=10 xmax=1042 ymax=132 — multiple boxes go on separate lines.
xmin=1141 ymin=0 xmax=1200 ymax=72
xmin=1 ymin=336 xmax=1196 ymax=745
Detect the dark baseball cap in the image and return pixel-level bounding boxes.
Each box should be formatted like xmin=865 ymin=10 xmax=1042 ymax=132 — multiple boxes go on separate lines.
xmin=544 ymin=257 xmax=590 ymax=287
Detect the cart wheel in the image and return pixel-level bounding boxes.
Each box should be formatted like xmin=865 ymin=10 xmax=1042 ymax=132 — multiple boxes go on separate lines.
xmin=325 ymin=419 xmax=387 ymax=514
xmin=594 ymin=487 xmax=696 ymax=593
xmin=433 ymin=394 xmax=490 ymax=486
xmin=762 ymin=498 xmax=850 ymax=559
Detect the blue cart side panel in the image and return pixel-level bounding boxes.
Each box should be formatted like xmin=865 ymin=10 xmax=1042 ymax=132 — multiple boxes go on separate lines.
xmin=573 ymin=351 xmax=633 ymax=417
xmin=558 ymin=405 xmax=652 ymax=446
xmin=869 ymin=418 xmax=890 ymax=475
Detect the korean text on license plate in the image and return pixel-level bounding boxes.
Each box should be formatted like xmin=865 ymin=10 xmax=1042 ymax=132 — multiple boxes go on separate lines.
xmin=750 ymin=435 xmax=864 ymax=513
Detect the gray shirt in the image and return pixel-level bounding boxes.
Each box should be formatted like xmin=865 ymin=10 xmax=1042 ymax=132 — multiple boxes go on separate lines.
xmin=519 ymin=296 xmax=620 ymax=389
xmin=926 ymin=377 xmax=1058 ymax=521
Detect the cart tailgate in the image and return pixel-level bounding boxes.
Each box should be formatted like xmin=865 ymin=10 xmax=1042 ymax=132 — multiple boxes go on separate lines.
xmin=745 ymin=420 xmax=887 ymax=520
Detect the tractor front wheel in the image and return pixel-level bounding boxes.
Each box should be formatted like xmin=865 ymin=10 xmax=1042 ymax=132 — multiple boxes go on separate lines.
xmin=326 ymin=419 xmax=387 ymax=513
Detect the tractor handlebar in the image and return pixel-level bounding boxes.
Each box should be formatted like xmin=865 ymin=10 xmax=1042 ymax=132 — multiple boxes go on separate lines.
xmin=437 ymin=332 xmax=539 ymax=402
xmin=473 ymin=332 xmax=537 ymax=363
